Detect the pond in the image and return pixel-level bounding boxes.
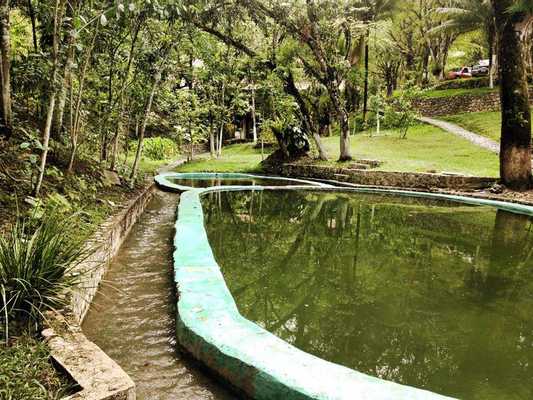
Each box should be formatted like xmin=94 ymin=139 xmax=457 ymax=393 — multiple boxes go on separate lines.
xmin=164 ymin=176 xmax=306 ymax=188
xmin=201 ymin=189 xmax=533 ymax=400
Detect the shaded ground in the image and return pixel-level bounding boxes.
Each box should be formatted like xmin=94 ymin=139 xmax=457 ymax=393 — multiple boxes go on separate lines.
xmin=0 ymin=136 xmax=173 ymax=234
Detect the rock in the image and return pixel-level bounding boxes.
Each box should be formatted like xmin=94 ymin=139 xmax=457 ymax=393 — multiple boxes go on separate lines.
xmin=489 ymin=183 xmax=505 ymax=194
xmin=346 ymin=163 xmax=369 ymax=170
xmin=103 ymin=170 xmax=121 ymax=186
xmin=355 ymin=159 xmax=383 ymax=168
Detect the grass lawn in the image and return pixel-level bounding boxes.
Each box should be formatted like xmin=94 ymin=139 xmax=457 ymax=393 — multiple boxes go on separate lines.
xmin=175 ymin=143 xmax=272 ymax=173
xmin=443 ymin=109 xmax=533 ymax=143
xmin=320 ymin=124 xmax=499 ymax=177
xmin=174 ymin=126 xmax=498 ymax=177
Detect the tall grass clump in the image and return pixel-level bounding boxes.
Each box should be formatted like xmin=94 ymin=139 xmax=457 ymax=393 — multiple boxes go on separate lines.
xmin=0 ymin=211 xmax=89 ymax=342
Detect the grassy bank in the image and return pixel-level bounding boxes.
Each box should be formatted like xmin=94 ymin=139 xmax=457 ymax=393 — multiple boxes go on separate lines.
xmin=420 ymin=86 xmax=497 ymax=99
xmin=175 ymin=143 xmax=271 ymax=173
xmin=174 ymin=125 xmax=498 ymax=177
xmin=443 ymin=109 xmax=533 ymax=143
xmin=322 ymin=124 xmax=498 ymax=177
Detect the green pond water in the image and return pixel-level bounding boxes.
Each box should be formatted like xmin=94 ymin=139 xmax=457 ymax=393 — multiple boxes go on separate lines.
xmin=165 ymin=176 xmax=305 ymax=188
xmin=202 ymin=190 xmax=533 ymax=400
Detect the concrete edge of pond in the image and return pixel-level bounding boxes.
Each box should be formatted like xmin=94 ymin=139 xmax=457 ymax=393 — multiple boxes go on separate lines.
xmin=42 ymin=175 xmax=173 ymax=400
xmin=155 ymin=172 xmax=332 ymax=192
xmin=159 ymin=173 xmax=533 ymax=399
xmin=43 ymin=313 xmax=136 ymax=400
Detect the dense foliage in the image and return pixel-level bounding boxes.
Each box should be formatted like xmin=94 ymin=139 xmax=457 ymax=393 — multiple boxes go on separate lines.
xmin=0 ymin=0 xmax=530 ymax=190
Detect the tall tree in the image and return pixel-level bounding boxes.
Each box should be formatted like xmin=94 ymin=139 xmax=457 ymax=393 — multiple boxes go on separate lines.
xmin=491 ymin=0 xmax=532 ymax=190
xmin=0 ymin=0 xmax=12 ymax=136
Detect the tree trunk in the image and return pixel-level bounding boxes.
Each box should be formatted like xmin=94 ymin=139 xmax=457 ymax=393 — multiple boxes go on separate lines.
xmin=52 ymin=31 xmax=75 ymax=143
xmin=362 ymin=39 xmax=369 ymax=122
xmin=0 ymin=0 xmax=12 ymax=136
xmin=209 ymin=114 xmax=215 ymax=157
xmin=27 ymin=0 xmax=37 ymax=51
xmin=34 ymin=0 xmax=65 ymax=196
xmin=68 ymin=24 xmax=98 ymax=173
xmin=284 ymin=70 xmax=327 ymax=160
xmin=217 ymin=82 xmax=225 ymax=157
xmin=492 ymin=0 xmax=532 ymax=190
xmin=251 ymin=84 xmax=257 ymax=143
xmin=34 ymin=94 xmax=56 ymax=196
xmin=110 ymin=20 xmax=141 ymax=171
xmin=326 ymin=82 xmax=351 ymax=161
xmin=488 ymin=21 xmax=496 ymax=89
xmin=130 ymin=73 xmax=160 ymax=182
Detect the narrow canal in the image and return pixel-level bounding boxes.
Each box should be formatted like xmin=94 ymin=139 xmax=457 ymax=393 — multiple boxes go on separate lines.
xmin=83 ymin=190 xmax=234 ymax=400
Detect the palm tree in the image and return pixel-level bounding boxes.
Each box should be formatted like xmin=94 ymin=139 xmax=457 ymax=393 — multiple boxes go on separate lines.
xmin=490 ymin=0 xmax=532 ymax=190
xmin=437 ymin=0 xmax=497 ymax=88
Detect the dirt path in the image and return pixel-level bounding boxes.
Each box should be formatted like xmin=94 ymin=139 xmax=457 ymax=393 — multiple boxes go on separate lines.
xmin=419 ymin=116 xmax=500 ymax=154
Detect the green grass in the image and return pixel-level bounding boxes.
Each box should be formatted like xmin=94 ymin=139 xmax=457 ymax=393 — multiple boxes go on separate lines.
xmin=443 ymin=110 xmax=501 ymax=142
xmin=172 ymin=126 xmax=498 ymax=177
xmin=0 ymin=335 xmax=74 ymax=399
xmin=321 ymin=124 xmax=498 ymax=177
xmin=420 ymin=86 xmax=497 ymax=99
xmin=443 ymin=109 xmax=533 ymax=143
xmin=175 ymin=143 xmax=272 ymax=173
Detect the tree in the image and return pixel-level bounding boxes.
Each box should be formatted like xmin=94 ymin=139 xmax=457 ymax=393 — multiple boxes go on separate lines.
xmin=491 ymin=0 xmax=532 ymax=190
xmin=437 ymin=0 xmax=496 ymax=88
xmin=0 ymin=0 xmax=12 ymax=136
xmin=354 ymin=0 xmax=397 ymax=121
xmin=34 ymin=0 xmax=67 ymax=197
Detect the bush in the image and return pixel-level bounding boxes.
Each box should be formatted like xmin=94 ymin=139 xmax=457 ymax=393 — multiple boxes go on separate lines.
xmin=431 ymin=77 xmax=492 ymax=91
xmin=142 ymin=137 xmax=178 ymax=160
xmin=0 ymin=210 xmax=89 ymax=340
xmin=383 ymin=88 xmax=419 ymax=139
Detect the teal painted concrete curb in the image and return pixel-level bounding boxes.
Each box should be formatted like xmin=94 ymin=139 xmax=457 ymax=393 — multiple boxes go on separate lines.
xmin=155 ymin=172 xmax=330 ymax=192
xmin=159 ymin=173 xmax=533 ymax=400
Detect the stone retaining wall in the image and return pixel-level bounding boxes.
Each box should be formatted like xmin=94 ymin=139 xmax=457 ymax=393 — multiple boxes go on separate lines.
xmin=42 ymin=159 xmax=190 ymax=400
xmin=46 ymin=180 xmax=162 ymax=400
xmin=413 ymin=88 xmax=533 ymax=117
xmin=272 ymin=163 xmax=496 ymax=190
xmin=70 ymin=182 xmax=155 ymax=323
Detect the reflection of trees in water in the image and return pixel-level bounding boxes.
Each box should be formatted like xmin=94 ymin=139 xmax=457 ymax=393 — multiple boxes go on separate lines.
xmin=202 ymin=191 xmax=533 ymax=398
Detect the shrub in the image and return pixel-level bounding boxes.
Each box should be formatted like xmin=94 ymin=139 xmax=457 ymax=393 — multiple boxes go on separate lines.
xmin=383 ymin=88 xmax=419 ymax=139
xmin=0 ymin=210 xmax=89 ymax=340
xmin=431 ymin=77 xmax=491 ymax=91
xmin=142 ymin=137 xmax=178 ymax=160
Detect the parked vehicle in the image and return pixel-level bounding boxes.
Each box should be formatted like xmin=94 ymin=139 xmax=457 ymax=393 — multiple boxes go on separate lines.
xmin=472 ymin=65 xmax=489 ymax=77
xmin=447 ymin=67 xmax=472 ymax=80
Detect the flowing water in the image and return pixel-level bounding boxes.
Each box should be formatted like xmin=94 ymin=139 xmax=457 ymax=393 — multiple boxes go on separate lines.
xmin=202 ymin=189 xmax=533 ymax=400
xmin=83 ymin=191 xmax=234 ymax=400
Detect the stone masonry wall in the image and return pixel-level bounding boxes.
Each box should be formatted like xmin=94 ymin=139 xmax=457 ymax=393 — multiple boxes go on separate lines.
xmin=413 ymin=88 xmax=533 ymax=117
xmin=70 ymin=183 xmax=156 ymax=323
xmin=272 ymin=163 xmax=496 ymax=190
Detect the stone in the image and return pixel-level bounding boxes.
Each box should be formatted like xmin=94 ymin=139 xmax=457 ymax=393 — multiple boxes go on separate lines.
xmin=490 ymin=183 xmax=505 ymax=194
xmin=103 ymin=170 xmax=121 ymax=186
